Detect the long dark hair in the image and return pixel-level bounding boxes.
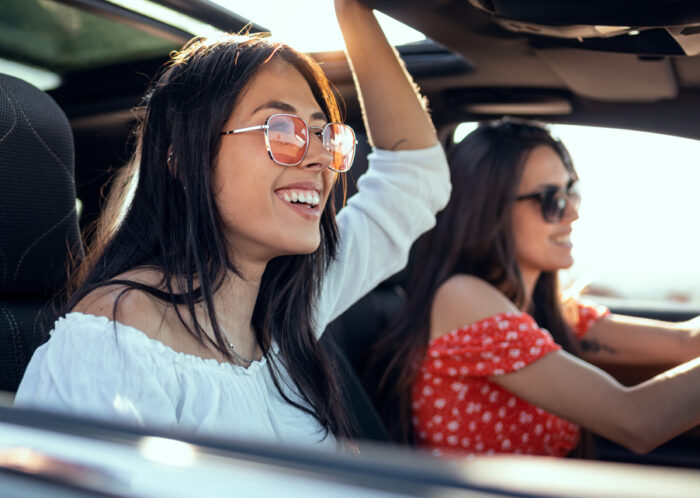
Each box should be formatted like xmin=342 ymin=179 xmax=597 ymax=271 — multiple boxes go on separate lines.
xmin=370 ymin=119 xmax=580 ymax=445
xmin=66 ymin=34 xmax=352 ymax=439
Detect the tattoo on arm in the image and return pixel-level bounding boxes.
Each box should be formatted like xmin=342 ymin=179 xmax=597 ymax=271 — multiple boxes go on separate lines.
xmin=389 ymin=139 xmax=407 ymax=150
xmin=580 ymin=338 xmax=618 ymax=355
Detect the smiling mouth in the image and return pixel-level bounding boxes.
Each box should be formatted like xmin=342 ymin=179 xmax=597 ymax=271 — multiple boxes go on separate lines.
xmin=279 ymin=190 xmax=320 ymax=208
xmin=551 ymin=234 xmax=572 ymax=246
xmin=274 ymin=188 xmax=323 ymax=219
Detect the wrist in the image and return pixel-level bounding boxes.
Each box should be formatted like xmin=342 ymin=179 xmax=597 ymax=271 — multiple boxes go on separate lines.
xmin=335 ymin=0 xmax=372 ymax=18
xmin=677 ymin=318 xmax=700 ymax=359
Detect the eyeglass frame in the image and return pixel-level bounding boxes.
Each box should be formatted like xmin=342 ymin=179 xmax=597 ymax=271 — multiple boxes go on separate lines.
xmin=219 ymin=113 xmax=357 ymax=173
xmin=515 ymin=180 xmax=580 ymax=223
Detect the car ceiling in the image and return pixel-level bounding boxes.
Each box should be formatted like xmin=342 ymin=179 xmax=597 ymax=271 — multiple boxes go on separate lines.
xmin=25 ymin=0 xmax=700 ymax=229
xmin=354 ymin=0 xmax=700 ymax=139
xmin=46 ymin=0 xmax=700 ymax=141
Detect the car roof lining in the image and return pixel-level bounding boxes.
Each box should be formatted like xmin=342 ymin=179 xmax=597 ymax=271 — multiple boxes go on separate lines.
xmin=534 ymin=48 xmax=678 ymax=101
xmin=346 ymin=1 xmax=700 ymax=137
xmin=674 ymin=57 xmax=700 ymax=88
xmin=35 ymin=0 xmax=700 ymax=141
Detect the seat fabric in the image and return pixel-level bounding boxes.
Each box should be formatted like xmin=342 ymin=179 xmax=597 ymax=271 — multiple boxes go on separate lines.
xmin=0 ymin=74 xmax=82 ymax=392
xmin=323 ymin=132 xmax=409 ymax=443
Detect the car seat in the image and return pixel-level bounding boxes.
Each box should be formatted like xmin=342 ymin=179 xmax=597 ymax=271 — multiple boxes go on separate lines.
xmin=0 ymin=74 xmax=83 ymax=392
xmin=323 ymin=274 xmax=406 ymax=443
xmin=321 ymin=133 xmax=408 ymax=444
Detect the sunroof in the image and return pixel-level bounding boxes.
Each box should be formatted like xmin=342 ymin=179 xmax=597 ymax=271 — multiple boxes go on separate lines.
xmin=0 ymin=0 xmax=425 ymax=91
xmin=0 ymin=0 xmax=178 ymax=77
xmin=211 ymin=1 xmax=426 ymax=52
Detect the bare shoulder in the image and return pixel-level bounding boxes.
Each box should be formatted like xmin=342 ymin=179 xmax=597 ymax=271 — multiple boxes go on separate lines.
xmin=72 ymin=268 xmax=168 ymax=340
xmin=429 ymin=275 xmax=519 ymax=340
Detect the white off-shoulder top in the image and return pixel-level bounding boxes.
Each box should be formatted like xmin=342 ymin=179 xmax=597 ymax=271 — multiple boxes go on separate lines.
xmin=15 ymin=144 xmax=451 ymax=448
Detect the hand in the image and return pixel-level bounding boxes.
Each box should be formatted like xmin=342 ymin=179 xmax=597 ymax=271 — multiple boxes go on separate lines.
xmin=676 ymin=315 xmax=700 ymax=358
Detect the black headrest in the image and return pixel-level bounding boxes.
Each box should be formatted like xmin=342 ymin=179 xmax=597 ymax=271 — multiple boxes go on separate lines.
xmin=0 ymin=74 xmax=82 ymax=298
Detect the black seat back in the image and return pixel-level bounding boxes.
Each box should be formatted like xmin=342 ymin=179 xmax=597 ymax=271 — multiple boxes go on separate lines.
xmin=322 ymin=133 xmax=409 ymax=443
xmin=0 ymin=74 xmax=82 ymax=392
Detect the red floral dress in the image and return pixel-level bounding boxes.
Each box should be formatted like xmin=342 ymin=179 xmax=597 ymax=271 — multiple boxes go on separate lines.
xmin=411 ymin=302 xmax=610 ymax=457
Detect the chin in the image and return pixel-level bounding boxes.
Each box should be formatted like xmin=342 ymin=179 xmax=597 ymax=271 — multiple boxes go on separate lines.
xmin=554 ymin=257 xmax=574 ymax=271
xmin=295 ymin=243 xmax=321 ymax=255
xmin=276 ymin=237 xmax=322 ymax=257
xmin=538 ymin=255 xmax=573 ymax=273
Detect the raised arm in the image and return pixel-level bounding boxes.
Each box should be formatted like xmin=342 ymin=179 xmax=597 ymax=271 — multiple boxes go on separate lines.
xmin=314 ymin=1 xmax=450 ymax=332
xmin=578 ymin=313 xmax=700 ymax=365
xmin=433 ymin=276 xmax=700 ymax=454
xmin=334 ymin=0 xmax=437 ymax=150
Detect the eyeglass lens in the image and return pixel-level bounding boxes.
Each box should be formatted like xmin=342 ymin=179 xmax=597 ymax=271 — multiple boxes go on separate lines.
xmin=542 ymin=187 xmax=580 ymax=222
xmin=323 ymin=123 xmax=356 ymax=172
xmin=267 ymin=115 xmax=308 ymax=165
xmin=267 ymin=115 xmax=355 ymax=172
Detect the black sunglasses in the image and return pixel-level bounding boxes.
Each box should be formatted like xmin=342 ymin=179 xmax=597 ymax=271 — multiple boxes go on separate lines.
xmin=516 ymin=182 xmax=580 ymax=223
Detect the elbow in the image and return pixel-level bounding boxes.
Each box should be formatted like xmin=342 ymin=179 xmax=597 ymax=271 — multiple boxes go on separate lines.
xmin=439 ymin=164 xmax=452 ymax=209
xmin=607 ymin=425 xmax=656 ymax=454
xmin=439 ymin=179 xmax=452 ymax=211
xmin=601 ymin=391 xmax=661 ymax=454
xmin=624 ymin=437 xmax=655 ymax=455
xmin=609 ymin=408 xmax=661 ymax=454
xmin=430 ymin=146 xmax=451 ymax=212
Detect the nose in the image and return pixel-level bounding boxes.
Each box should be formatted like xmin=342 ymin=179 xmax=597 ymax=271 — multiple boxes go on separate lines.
xmin=563 ymin=195 xmax=580 ymax=222
xmin=300 ymin=128 xmax=332 ymax=171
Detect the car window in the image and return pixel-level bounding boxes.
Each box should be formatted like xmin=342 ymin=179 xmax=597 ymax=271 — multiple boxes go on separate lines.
xmin=454 ymin=122 xmax=700 ymax=309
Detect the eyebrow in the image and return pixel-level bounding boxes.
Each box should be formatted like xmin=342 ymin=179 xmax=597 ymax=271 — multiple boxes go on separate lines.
xmin=531 ymin=178 xmax=577 ymax=191
xmin=252 ymin=100 xmax=327 ymax=122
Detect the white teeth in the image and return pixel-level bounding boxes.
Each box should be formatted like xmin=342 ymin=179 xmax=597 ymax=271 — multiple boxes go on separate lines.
xmin=280 ymin=190 xmax=321 ymax=207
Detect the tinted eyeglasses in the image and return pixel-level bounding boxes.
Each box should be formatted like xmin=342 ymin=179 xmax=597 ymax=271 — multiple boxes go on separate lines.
xmin=516 ymin=182 xmax=580 ymax=223
xmin=220 ymin=113 xmax=357 ymax=173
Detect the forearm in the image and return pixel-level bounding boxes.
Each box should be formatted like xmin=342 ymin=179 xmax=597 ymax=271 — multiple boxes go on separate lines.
xmin=494 ymin=351 xmax=700 ymax=453
xmin=335 ymin=0 xmax=437 ymax=150
xmin=580 ymin=314 xmax=694 ymax=365
xmin=623 ymin=356 xmax=700 ymax=452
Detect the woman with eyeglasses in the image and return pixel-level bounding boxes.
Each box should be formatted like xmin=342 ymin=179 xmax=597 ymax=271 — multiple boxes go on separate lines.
xmin=15 ymin=0 xmax=450 ymax=448
xmin=369 ymin=120 xmax=700 ymax=457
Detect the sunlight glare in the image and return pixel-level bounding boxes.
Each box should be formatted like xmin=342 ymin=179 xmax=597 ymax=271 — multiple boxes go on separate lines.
xmin=0 ymin=58 xmax=61 ymax=90
xmin=454 ymin=122 xmax=478 ymax=143
xmin=211 ymin=1 xmax=425 ymax=52
xmin=140 ymin=437 xmax=197 ymax=467
xmin=107 ymin=0 xmax=221 ymax=38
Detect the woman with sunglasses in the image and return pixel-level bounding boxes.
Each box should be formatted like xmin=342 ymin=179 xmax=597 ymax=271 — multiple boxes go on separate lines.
xmin=369 ymin=119 xmax=700 ymax=457
xmin=15 ymin=0 xmax=450 ymax=447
